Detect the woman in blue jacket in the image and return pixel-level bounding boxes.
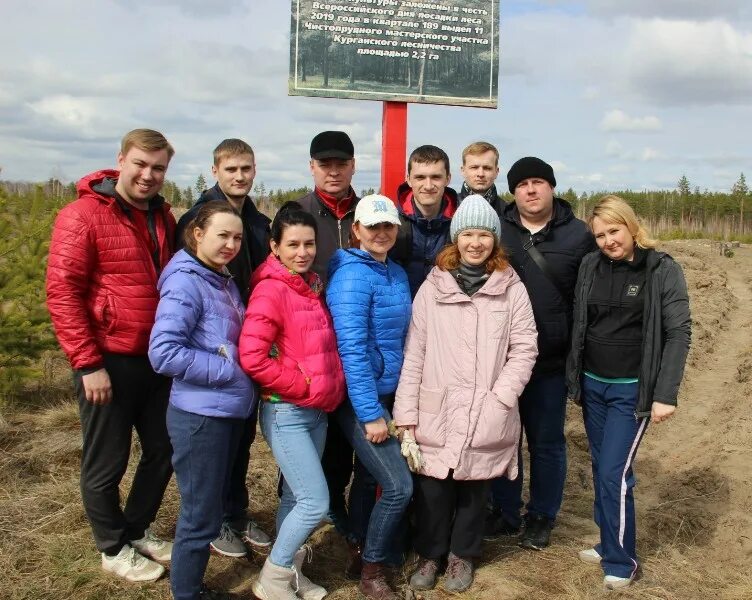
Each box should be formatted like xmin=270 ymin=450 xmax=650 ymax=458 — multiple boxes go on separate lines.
xmin=326 ymin=194 xmax=413 ymax=600
xmin=149 ymin=200 xmax=257 ymax=600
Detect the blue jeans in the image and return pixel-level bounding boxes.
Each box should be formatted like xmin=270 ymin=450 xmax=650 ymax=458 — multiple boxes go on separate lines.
xmin=582 ymin=376 xmax=648 ymax=579
xmin=490 ymin=372 xmax=567 ymax=526
xmin=260 ymin=401 xmax=329 ymax=568
xmin=167 ymin=404 xmax=245 ymax=600
xmin=335 ymin=396 xmax=413 ymax=564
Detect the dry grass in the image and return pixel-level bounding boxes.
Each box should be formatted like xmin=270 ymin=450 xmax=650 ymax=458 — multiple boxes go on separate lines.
xmin=2 ymin=401 xmax=750 ymax=600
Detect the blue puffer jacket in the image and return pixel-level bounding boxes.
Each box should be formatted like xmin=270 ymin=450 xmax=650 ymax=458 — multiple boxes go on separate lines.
xmin=326 ymin=249 xmax=412 ymax=423
xmin=149 ymin=249 xmax=256 ymax=419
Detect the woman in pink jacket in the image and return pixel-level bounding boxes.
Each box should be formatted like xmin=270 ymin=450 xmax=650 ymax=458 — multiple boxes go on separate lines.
xmin=393 ymin=195 xmax=538 ymax=593
xmin=239 ymin=202 xmax=346 ymax=600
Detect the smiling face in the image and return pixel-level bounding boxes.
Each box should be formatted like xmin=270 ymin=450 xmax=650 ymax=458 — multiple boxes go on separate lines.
xmin=457 ymin=229 xmax=496 ymax=266
xmin=406 ymin=160 xmax=450 ymax=219
xmin=271 ymin=224 xmax=317 ymax=274
xmin=513 ymin=177 xmax=555 ymax=224
xmin=212 ymin=153 xmax=255 ymax=204
xmin=194 ymin=212 xmax=244 ymax=271
xmin=352 ymin=221 xmax=398 ymax=262
xmin=461 ymin=150 xmax=499 ymax=194
xmin=115 ymin=146 xmax=170 ymax=206
xmin=591 ymin=216 xmax=636 ymax=261
xmin=309 ymin=158 xmax=355 ymax=199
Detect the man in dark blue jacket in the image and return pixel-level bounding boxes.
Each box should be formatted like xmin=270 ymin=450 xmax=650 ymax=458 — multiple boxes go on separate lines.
xmin=175 ymin=138 xmax=272 ymax=558
xmin=485 ymin=157 xmax=596 ymax=551
xmin=390 ymin=145 xmax=458 ymax=297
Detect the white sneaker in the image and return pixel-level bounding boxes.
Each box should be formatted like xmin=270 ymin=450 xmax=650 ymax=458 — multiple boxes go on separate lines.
xmin=293 ymin=546 xmax=327 ymax=600
xmin=102 ymin=543 xmax=165 ymax=582
xmin=578 ymin=547 xmax=602 ymax=564
xmin=131 ymin=527 xmax=173 ymax=563
xmin=604 ymin=574 xmax=633 ymax=590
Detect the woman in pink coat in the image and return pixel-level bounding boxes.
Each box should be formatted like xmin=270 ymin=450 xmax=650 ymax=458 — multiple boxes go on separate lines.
xmin=393 ymin=195 xmax=538 ymax=593
xmin=239 ymin=201 xmax=346 ymax=600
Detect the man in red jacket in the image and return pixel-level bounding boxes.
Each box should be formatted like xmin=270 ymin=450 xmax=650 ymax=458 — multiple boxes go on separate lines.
xmin=46 ymin=129 xmax=176 ymax=583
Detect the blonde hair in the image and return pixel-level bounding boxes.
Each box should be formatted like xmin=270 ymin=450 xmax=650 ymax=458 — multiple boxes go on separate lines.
xmin=462 ymin=141 xmax=499 ymax=166
xmin=121 ymin=128 xmax=175 ymax=160
xmin=435 ymin=243 xmax=509 ymax=273
xmin=588 ymin=195 xmax=657 ymax=249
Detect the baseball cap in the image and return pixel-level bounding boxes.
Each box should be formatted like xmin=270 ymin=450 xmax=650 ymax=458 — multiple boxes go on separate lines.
xmin=310 ymin=131 xmax=354 ymax=160
xmin=354 ymin=194 xmax=401 ymax=227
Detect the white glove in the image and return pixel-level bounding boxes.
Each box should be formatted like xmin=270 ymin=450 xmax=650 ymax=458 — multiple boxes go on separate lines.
xmin=400 ymin=430 xmax=424 ymax=473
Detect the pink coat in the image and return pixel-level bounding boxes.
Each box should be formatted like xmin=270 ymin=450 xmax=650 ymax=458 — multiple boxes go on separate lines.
xmin=393 ymin=266 xmax=538 ymax=480
xmin=239 ymin=255 xmax=345 ymax=412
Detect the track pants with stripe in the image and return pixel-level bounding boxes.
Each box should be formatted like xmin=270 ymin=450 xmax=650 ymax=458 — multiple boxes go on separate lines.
xmin=581 ymin=376 xmax=649 ymax=579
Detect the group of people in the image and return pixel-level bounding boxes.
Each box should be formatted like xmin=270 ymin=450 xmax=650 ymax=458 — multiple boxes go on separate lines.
xmin=45 ymin=128 xmax=691 ymax=600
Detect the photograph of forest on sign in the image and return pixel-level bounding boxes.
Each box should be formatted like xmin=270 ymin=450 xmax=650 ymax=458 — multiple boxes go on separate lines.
xmin=289 ymin=0 xmax=500 ymax=107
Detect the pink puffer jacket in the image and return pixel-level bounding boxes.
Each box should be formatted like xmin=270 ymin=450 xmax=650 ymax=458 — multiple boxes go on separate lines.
xmin=239 ymin=255 xmax=345 ymax=412
xmin=393 ymin=266 xmax=538 ymax=480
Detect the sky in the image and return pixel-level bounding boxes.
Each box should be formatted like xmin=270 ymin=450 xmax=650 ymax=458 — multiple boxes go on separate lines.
xmin=1 ymin=0 xmax=750 ymax=195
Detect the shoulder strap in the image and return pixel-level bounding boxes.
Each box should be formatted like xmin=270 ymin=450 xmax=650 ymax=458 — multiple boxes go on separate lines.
xmin=520 ymin=229 xmax=570 ymax=301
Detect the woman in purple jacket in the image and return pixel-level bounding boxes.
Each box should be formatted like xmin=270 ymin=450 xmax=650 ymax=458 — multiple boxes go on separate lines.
xmin=149 ymin=200 xmax=257 ymax=600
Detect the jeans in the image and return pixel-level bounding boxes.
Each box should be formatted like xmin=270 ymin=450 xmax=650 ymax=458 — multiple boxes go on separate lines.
xmin=224 ymin=402 xmax=259 ymax=523
xmin=260 ymin=401 xmax=329 ymax=568
xmin=168 ymin=404 xmax=245 ymax=600
xmin=490 ymin=372 xmax=567 ymax=526
xmin=75 ymin=353 xmax=173 ymax=555
xmin=335 ymin=396 xmax=413 ymax=564
xmin=582 ymin=376 xmax=649 ymax=579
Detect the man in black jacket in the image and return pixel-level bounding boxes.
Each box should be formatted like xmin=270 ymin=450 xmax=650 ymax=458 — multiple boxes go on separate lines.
xmin=458 ymin=141 xmax=505 ymax=216
xmin=296 ymin=130 xmax=360 ymax=285
xmin=485 ymin=157 xmax=596 ymax=551
xmin=175 ymin=138 xmax=272 ymax=557
xmin=297 ymin=131 xmax=362 ymax=569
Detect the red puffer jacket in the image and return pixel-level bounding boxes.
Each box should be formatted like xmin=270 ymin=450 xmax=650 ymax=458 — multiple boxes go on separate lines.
xmin=46 ymin=170 xmax=176 ymax=370
xmin=239 ymin=254 xmax=345 ymax=412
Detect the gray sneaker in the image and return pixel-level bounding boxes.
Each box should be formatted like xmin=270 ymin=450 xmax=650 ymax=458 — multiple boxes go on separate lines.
xmin=210 ymin=522 xmax=248 ymax=558
xmin=409 ymin=557 xmax=439 ymax=590
xmin=236 ymin=518 xmax=272 ymax=550
xmin=444 ymin=553 xmax=473 ymax=593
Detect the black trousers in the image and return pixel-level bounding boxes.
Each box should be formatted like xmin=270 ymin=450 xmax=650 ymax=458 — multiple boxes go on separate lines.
xmin=413 ymin=474 xmax=489 ymax=560
xmin=321 ymin=413 xmax=355 ymax=533
xmin=75 ymin=353 xmax=173 ymax=555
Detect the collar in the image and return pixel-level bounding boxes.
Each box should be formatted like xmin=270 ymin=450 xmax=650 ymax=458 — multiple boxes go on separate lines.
xmin=315 ymin=187 xmax=355 ymax=220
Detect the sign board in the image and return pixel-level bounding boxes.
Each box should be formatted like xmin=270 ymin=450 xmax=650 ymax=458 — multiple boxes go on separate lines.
xmin=289 ymin=0 xmax=500 ymax=108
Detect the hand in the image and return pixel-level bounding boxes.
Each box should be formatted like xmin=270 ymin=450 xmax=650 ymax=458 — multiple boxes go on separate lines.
xmin=651 ymin=401 xmax=676 ymax=424
xmin=400 ymin=429 xmax=424 ymax=473
xmin=81 ymin=368 xmax=113 ymax=405
xmin=364 ymin=418 xmax=389 ymax=444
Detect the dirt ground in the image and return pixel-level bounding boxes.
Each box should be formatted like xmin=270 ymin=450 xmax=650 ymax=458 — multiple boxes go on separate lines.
xmin=1 ymin=239 xmax=750 ymax=600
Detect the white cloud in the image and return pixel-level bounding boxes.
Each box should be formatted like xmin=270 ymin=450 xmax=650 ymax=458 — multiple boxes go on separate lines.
xmin=600 ymin=109 xmax=662 ymax=132
xmin=641 ymin=147 xmax=664 ymax=161
xmin=576 ymin=0 xmax=750 ymax=20
xmin=624 ymin=19 xmax=752 ymax=106
xmin=605 ymin=140 xmax=625 ymax=157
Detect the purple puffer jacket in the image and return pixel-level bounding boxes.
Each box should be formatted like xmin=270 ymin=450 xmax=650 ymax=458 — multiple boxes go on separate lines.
xmin=149 ymin=250 xmax=256 ymax=419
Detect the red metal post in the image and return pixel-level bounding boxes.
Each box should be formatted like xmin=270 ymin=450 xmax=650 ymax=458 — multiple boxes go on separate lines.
xmin=380 ymin=101 xmax=408 ymax=202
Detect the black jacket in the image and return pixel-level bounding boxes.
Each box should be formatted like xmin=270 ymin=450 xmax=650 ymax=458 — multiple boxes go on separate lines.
xmin=458 ymin=182 xmax=504 ymax=217
xmin=500 ymin=198 xmax=596 ymax=375
xmin=175 ymin=184 xmax=271 ymax=302
xmin=566 ymin=248 xmax=691 ymax=416
xmin=296 ymin=189 xmax=360 ymax=286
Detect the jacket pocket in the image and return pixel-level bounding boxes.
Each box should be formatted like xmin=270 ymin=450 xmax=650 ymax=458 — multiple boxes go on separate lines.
xmin=370 ymin=347 xmax=385 ymax=380
xmin=489 ymin=310 xmax=509 ymax=340
xmin=469 ymin=390 xmax=520 ymax=451
xmin=102 ymin=294 xmax=118 ymax=334
xmin=414 ymin=385 xmax=447 ymax=448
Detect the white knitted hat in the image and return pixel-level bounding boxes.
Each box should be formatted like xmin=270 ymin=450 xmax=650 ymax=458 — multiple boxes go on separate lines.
xmin=450 ymin=194 xmax=501 ymax=244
